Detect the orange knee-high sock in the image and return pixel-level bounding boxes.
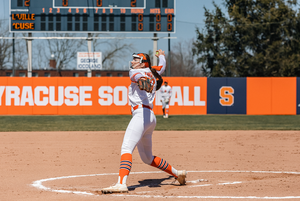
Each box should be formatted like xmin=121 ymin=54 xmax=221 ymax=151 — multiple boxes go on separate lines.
xmin=151 ymin=156 xmax=177 ymax=178
xmin=119 ymin=153 xmax=132 ymax=184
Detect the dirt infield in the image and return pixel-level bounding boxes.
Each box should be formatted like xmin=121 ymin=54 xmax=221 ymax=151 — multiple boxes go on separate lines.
xmin=1 ymin=130 xmax=300 ymax=201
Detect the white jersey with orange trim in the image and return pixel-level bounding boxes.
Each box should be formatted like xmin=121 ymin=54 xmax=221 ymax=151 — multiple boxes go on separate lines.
xmin=107 ymin=53 xmax=182 ymax=189
xmin=160 ymin=85 xmax=172 ymax=99
xmin=128 ymin=55 xmax=166 ymax=109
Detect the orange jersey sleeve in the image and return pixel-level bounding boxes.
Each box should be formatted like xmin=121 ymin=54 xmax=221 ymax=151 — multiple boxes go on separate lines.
xmin=151 ymin=66 xmax=163 ymax=71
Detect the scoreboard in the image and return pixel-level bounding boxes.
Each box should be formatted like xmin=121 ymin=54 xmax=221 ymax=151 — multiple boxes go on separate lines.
xmin=9 ymin=0 xmax=176 ymax=33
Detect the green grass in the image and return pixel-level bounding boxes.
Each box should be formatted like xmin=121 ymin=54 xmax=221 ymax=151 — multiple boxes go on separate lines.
xmin=0 ymin=115 xmax=299 ymax=131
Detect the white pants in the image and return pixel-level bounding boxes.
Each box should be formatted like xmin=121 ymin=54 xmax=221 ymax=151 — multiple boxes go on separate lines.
xmin=162 ymin=97 xmax=170 ymax=109
xmin=121 ymin=108 xmax=156 ymax=165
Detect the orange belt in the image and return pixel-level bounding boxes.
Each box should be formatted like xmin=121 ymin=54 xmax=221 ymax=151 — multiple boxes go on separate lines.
xmin=133 ymin=104 xmax=152 ymax=111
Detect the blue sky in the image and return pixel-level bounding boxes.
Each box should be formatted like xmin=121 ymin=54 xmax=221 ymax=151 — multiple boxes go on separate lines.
xmin=0 ymin=0 xmax=226 ymax=69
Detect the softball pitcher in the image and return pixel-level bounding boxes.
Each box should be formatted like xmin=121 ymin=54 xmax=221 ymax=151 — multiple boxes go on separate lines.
xmin=160 ymin=80 xmax=172 ymax=118
xmin=101 ymin=50 xmax=186 ymax=194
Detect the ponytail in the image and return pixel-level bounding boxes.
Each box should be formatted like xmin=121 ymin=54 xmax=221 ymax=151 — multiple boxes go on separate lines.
xmin=144 ymin=54 xmax=163 ymax=90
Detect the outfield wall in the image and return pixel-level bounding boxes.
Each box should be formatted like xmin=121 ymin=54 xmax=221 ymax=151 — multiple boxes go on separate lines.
xmin=0 ymin=77 xmax=298 ymax=115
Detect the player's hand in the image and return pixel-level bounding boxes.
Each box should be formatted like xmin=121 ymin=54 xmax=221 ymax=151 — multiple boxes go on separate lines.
xmin=155 ymin=49 xmax=165 ymax=58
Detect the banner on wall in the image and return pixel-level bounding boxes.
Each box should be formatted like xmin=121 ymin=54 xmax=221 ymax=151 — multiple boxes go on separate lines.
xmin=0 ymin=77 xmax=297 ymax=115
xmin=0 ymin=77 xmax=207 ymax=115
xmin=77 ymin=52 xmax=102 ymax=70
xmin=207 ymin=78 xmax=247 ymax=114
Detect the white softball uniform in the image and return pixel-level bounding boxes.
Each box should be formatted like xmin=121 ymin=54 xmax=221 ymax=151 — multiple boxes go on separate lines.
xmin=160 ymin=85 xmax=172 ymax=109
xmin=121 ymin=55 xmax=166 ymax=164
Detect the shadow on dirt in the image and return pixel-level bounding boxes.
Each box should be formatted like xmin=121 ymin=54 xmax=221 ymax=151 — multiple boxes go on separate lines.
xmin=128 ymin=176 xmax=175 ymax=191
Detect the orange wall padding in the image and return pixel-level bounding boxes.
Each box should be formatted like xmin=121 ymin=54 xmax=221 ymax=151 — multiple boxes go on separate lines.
xmin=1 ymin=77 xmax=297 ymax=115
xmin=0 ymin=77 xmax=207 ymax=115
xmin=247 ymin=77 xmax=296 ymax=115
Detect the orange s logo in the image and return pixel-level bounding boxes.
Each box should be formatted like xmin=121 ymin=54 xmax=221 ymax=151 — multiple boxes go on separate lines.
xmin=219 ymin=86 xmax=234 ymax=106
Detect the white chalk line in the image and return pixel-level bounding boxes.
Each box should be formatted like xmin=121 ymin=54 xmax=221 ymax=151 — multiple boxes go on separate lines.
xmin=112 ymin=195 xmax=300 ymax=199
xmin=188 ymin=181 xmax=242 ymax=188
xmin=187 ymin=179 xmax=208 ymax=184
xmin=31 ymin=170 xmax=300 ymax=199
xmin=218 ymin=181 xmax=243 ymax=185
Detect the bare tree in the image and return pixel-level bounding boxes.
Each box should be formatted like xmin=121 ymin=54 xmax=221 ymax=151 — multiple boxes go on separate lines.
xmin=13 ymin=38 xmax=28 ymax=70
xmin=168 ymin=39 xmax=202 ymax=77
xmin=10 ymin=32 xmax=30 ymax=70
xmin=33 ymin=40 xmax=48 ymax=70
xmin=40 ymin=33 xmax=134 ymax=70
xmin=91 ymin=33 xmax=134 ymax=70
xmin=43 ymin=33 xmax=85 ymax=69
xmin=0 ymin=20 xmax=12 ymax=70
xmin=0 ymin=23 xmax=30 ymax=71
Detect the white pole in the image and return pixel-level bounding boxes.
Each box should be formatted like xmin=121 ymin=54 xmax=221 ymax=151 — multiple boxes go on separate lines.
xmin=87 ymin=33 xmax=92 ymax=77
xmin=27 ymin=33 xmax=32 ymax=78
xmin=168 ymin=33 xmax=171 ymax=76
xmin=152 ymin=33 xmax=158 ymax=66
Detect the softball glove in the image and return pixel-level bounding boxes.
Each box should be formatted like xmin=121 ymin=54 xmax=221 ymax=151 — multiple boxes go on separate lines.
xmin=137 ymin=77 xmax=154 ymax=93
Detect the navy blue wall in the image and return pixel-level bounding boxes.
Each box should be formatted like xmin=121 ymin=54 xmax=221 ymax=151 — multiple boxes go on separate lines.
xmin=207 ymin=78 xmax=226 ymax=114
xmin=207 ymin=78 xmax=247 ymax=114
xmin=297 ymin=78 xmax=300 ymax=114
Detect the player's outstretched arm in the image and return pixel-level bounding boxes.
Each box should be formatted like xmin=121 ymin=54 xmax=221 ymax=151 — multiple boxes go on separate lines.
xmin=155 ymin=49 xmax=166 ymax=75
